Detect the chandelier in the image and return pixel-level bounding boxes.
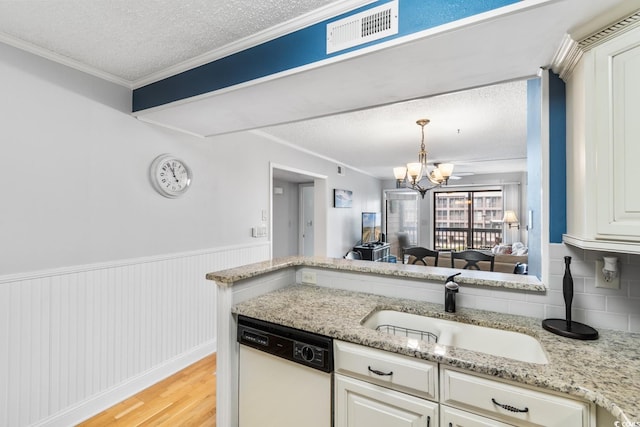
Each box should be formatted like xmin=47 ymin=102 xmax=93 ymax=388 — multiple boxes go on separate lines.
xmin=393 ymin=119 xmax=454 ymax=199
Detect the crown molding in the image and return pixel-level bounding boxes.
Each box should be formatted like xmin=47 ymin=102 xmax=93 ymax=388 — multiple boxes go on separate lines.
xmin=0 ymin=32 xmax=133 ymax=88
xmin=551 ymin=10 xmax=640 ymax=80
xmin=1 ymin=0 xmax=374 ymax=90
xmin=131 ymin=0 xmax=375 ymax=89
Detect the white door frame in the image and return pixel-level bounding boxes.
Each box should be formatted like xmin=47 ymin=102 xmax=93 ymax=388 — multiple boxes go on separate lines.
xmin=270 ymin=163 xmax=328 ymax=258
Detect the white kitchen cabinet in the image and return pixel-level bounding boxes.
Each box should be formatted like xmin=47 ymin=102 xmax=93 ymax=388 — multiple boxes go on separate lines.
xmin=335 ymin=374 xmax=439 ymax=427
xmin=440 ymin=368 xmax=593 ymax=427
xmin=334 ymin=341 xmax=593 ymax=427
xmin=564 ymin=21 xmax=640 ymax=253
xmin=334 ymin=340 xmax=439 ymax=427
xmin=440 ymin=406 xmax=513 ymax=427
xmin=334 ymin=340 xmax=438 ymax=400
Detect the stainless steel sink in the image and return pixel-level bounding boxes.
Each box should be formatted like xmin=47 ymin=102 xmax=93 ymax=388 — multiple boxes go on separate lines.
xmin=363 ymin=310 xmax=548 ymax=364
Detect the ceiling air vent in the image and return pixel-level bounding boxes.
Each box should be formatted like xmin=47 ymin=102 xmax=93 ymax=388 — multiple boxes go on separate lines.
xmin=326 ymin=0 xmax=398 ymax=54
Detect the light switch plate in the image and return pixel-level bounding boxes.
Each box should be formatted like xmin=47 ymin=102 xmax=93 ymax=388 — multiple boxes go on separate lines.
xmin=595 ymin=260 xmax=620 ymax=289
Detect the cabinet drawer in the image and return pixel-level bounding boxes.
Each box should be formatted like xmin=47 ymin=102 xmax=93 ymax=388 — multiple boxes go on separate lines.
xmin=441 ymin=405 xmax=513 ymax=427
xmin=334 ymin=340 xmax=437 ymax=400
xmin=441 ymin=369 xmax=591 ymax=427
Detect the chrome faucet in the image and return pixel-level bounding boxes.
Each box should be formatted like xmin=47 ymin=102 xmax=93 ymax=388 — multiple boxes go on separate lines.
xmin=445 ymin=273 xmax=461 ymax=313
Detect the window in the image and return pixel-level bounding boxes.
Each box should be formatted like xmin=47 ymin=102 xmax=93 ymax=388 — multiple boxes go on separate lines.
xmin=433 ymin=190 xmax=503 ymax=250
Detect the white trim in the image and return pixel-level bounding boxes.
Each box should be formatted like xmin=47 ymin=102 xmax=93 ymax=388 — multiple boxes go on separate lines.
xmin=0 ymin=242 xmax=270 ymax=284
xmin=133 ymin=0 xmax=555 ymax=117
xmin=540 ymin=69 xmax=551 ymax=284
xmin=259 ymin=131 xmax=376 ymax=178
xmin=135 ymin=115 xmax=208 ymax=138
xmin=551 ymin=9 xmax=640 ymax=80
xmin=216 ymin=286 xmax=235 ymax=427
xmin=32 ymin=342 xmax=216 ymax=427
xmin=270 ymin=162 xmax=328 ymax=258
xmin=563 ymin=234 xmax=640 ymax=255
xmin=0 ymin=33 xmax=133 ymax=89
xmin=0 ymin=1 xmax=375 ymax=89
xmin=132 ymin=0 xmax=377 ymax=88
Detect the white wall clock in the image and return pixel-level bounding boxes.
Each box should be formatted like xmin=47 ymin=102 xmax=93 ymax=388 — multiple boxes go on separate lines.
xmin=149 ymin=154 xmax=192 ymax=198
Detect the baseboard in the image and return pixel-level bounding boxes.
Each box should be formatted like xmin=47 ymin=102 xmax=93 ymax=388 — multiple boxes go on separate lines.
xmin=32 ymin=341 xmax=216 ymax=427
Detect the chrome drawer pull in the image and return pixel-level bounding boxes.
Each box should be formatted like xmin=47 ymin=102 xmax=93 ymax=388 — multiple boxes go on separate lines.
xmin=491 ymin=398 xmax=529 ymax=413
xmin=367 ymin=366 xmax=393 ymax=376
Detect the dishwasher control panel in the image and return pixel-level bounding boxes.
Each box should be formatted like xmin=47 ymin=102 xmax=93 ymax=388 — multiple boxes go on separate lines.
xmin=238 ymin=315 xmax=333 ymax=372
xmin=293 ymin=342 xmax=326 ymax=368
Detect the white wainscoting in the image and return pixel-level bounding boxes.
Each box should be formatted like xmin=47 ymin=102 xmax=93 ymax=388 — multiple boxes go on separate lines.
xmin=0 ymin=243 xmax=270 ymax=427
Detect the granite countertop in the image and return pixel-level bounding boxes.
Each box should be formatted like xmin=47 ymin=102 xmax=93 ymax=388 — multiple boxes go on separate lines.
xmin=207 ymin=255 xmax=545 ymax=291
xmin=233 ymin=284 xmax=640 ymax=423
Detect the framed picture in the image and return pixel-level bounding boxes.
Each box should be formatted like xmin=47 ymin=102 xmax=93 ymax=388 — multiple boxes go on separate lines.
xmin=334 ymin=189 xmax=353 ymax=208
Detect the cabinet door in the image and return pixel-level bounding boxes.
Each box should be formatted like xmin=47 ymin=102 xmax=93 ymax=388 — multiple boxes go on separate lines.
xmin=594 ymin=25 xmax=640 ymax=240
xmin=441 ymin=406 xmax=513 ymax=427
xmin=335 ymin=374 xmax=438 ymax=427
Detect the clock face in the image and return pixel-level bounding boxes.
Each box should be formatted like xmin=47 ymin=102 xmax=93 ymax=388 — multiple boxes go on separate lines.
xmin=150 ymin=154 xmax=192 ymax=198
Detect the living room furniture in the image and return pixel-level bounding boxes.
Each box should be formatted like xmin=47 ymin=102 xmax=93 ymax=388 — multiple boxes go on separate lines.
xmin=403 ymin=247 xmax=439 ymax=266
xmin=353 ymin=243 xmax=391 ymax=262
xmin=441 ymin=252 xmax=527 ymax=274
xmin=344 ymin=250 xmax=362 ymax=260
xmin=513 ymin=262 xmax=528 ymax=274
xmin=450 ymin=250 xmax=495 ymax=271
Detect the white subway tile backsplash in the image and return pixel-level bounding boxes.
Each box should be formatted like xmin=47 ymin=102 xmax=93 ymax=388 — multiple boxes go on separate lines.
xmin=584 ymin=277 xmax=628 ymax=296
xmin=509 ymin=300 xmax=545 ymax=318
xmin=490 ymin=288 xmax=528 ymax=301
xmin=544 ymin=304 xmax=566 ymax=319
xmin=572 ymin=293 xmax=607 ymax=311
xmin=548 ymin=243 xmax=584 ymax=260
xmin=585 ymin=310 xmax=629 ymax=331
xmin=630 ymin=316 xmax=640 ymax=333
xmin=542 ymin=243 xmax=640 ymax=333
xmin=565 ymin=259 xmax=593 ymax=278
xmin=475 ymin=296 xmax=509 ymax=313
xmin=629 ymin=281 xmax=640 ymax=298
xmin=525 ymin=289 xmax=563 ymax=305
xmin=606 ymin=296 xmax=640 ymax=315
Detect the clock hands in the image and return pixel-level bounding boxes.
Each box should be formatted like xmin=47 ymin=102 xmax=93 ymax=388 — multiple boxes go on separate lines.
xmin=168 ymin=163 xmax=180 ymax=183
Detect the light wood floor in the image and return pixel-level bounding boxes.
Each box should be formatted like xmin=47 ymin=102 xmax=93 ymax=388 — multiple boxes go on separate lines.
xmin=78 ymin=354 xmax=216 ymax=426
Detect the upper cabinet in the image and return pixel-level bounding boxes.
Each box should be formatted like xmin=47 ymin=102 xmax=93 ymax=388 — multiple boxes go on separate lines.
xmin=560 ymin=11 xmax=640 ymax=254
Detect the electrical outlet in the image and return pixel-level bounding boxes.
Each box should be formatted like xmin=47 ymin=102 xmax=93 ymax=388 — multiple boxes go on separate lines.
xmin=251 ymin=225 xmax=268 ymax=238
xmin=595 ymin=260 xmax=620 ymax=289
xmin=301 ymin=270 xmax=317 ymax=284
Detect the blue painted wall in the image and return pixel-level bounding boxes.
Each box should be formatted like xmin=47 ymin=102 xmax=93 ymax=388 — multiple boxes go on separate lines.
xmin=548 ymin=72 xmax=567 ymax=243
xmin=527 ymin=78 xmax=541 ymax=279
xmin=133 ymin=0 xmax=518 ymax=111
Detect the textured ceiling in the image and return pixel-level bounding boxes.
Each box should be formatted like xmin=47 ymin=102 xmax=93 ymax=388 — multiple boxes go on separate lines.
xmin=1 ymin=0 xmax=634 ymax=179
xmin=261 ymin=80 xmax=528 ymax=178
xmin=0 ymin=0 xmax=346 ymax=84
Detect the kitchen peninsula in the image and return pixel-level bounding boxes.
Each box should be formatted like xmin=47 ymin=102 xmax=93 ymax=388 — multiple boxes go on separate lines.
xmin=207 ymin=256 xmax=639 ymax=426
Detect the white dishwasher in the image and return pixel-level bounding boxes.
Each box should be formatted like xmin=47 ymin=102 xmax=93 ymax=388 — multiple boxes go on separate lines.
xmin=237 ymin=315 xmax=333 ymax=427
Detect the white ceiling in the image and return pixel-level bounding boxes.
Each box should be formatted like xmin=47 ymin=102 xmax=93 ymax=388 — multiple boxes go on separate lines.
xmin=0 ymin=0 xmax=636 ymax=180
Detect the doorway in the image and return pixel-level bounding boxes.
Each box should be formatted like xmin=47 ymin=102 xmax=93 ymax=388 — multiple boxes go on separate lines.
xmin=271 ymin=164 xmax=328 ymax=258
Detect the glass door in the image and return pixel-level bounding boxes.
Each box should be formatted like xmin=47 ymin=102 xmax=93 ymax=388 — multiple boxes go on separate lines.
xmin=384 ymin=191 xmax=419 ymax=262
